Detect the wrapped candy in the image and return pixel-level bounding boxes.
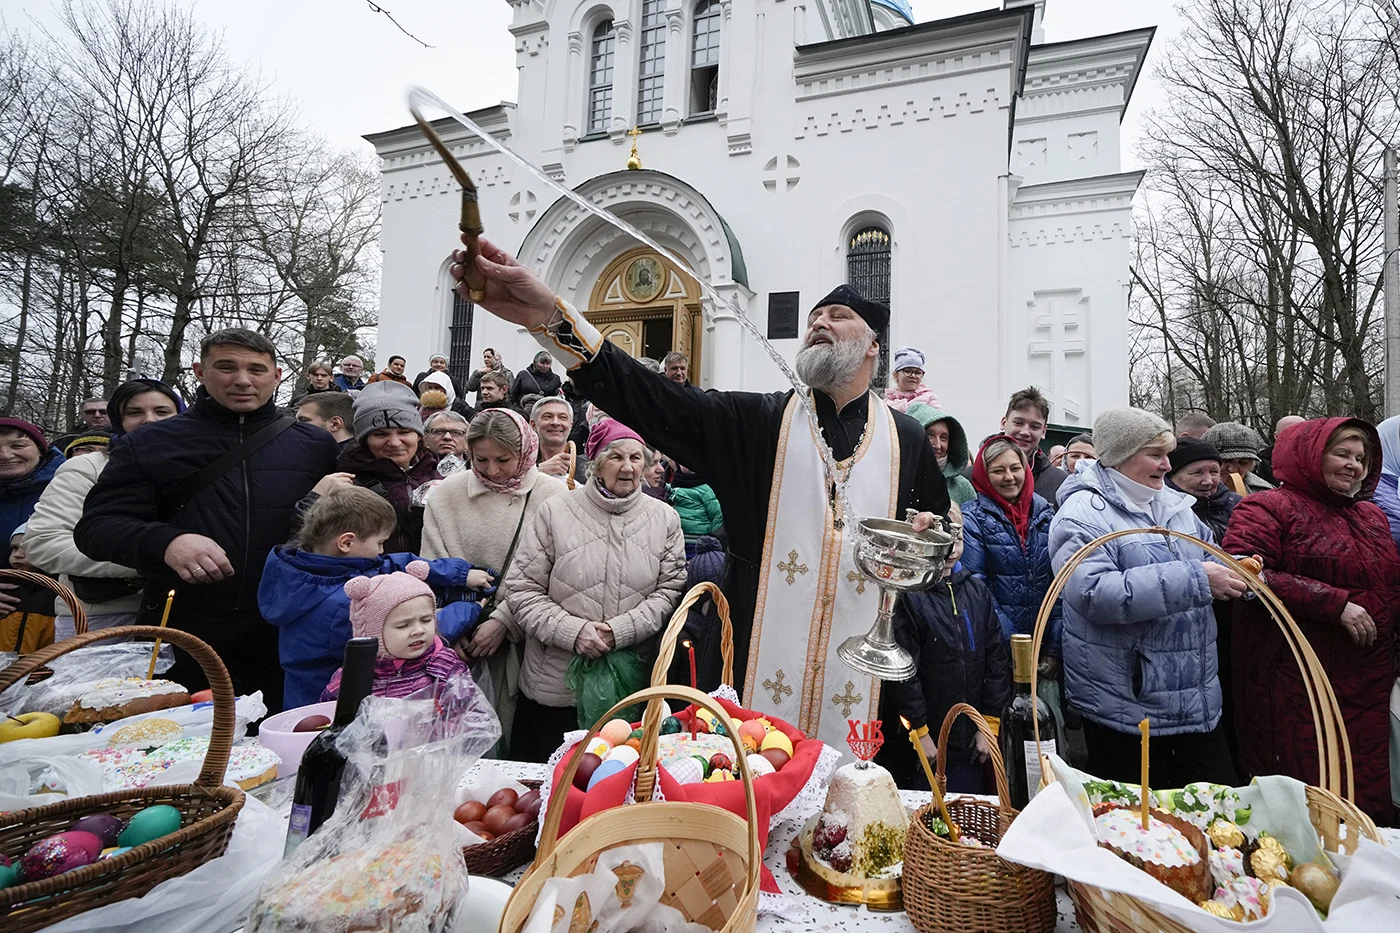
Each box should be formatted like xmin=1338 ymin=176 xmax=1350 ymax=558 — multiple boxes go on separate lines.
xmin=1207 ymin=818 xmax=1244 ymax=849
xmin=1256 ymin=833 xmax=1292 ymax=869
xmin=1198 ymin=900 xmax=1238 ymax=921
xmin=1250 ymin=849 xmax=1289 ymax=884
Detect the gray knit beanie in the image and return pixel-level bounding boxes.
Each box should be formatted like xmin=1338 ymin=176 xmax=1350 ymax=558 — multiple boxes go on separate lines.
xmin=1201 ymin=421 xmax=1264 ymax=462
xmin=1092 ymin=407 xmax=1174 ymax=467
xmin=352 ymin=380 xmax=424 ymax=441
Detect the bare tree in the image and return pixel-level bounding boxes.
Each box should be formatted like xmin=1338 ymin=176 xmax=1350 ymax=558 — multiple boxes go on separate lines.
xmin=1132 ymin=0 xmax=1395 ymax=429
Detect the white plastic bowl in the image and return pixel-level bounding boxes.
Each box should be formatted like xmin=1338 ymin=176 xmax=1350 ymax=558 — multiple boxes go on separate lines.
xmin=257 ymin=701 xmax=336 ymax=777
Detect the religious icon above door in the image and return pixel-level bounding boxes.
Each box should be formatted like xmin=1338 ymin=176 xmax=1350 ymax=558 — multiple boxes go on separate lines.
xmin=624 ymin=256 xmax=664 ymax=303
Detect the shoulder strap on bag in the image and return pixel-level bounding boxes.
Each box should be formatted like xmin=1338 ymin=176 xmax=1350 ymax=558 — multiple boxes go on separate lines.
xmin=163 ymin=415 xmax=297 ymax=515
xmin=478 ymin=488 xmax=534 ymax=619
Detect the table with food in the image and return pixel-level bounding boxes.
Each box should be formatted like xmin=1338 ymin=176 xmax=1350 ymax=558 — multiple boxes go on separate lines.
xmin=3 ymin=536 xmax=1399 ymax=933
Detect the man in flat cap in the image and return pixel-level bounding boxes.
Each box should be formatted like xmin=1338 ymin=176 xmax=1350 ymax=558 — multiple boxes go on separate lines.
xmin=452 ymin=239 xmax=948 ymax=756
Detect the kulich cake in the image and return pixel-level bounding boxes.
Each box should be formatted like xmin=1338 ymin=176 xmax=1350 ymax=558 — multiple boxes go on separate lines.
xmin=248 ymin=838 xmax=452 ymax=933
xmin=807 ymin=760 xmax=908 ymax=879
xmin=77 ymin=746 xmax=177 ymax=790
xmin=149 ymin=736 xmax=281 ymax=790
xmin=1094 ymin=803 xmax=1211 ymax=903
xmin=64 ymin=678 xmax=190 ymax=724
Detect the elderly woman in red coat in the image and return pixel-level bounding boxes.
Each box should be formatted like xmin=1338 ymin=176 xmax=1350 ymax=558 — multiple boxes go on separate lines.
xmin=1222 ymin=418 xmax=1399 ymax=821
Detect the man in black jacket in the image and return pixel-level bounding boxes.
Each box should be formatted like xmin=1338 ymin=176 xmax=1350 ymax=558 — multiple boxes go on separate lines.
xmin=75 ymin=329 xmax=339 ymax=711
xmin=509 ymin=351 xmax=563 ymax=406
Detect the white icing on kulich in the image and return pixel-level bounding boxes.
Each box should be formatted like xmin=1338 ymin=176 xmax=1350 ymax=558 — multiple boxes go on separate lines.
xmin=78 ymin=678 xmax=186 ymax=709
xmin=1095 ymin=808 xmax=1200 ymax=869
xmin=817 ymin=761 xmax=908 ymax=877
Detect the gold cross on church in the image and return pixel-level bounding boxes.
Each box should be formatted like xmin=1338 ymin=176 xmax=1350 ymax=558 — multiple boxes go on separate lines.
xmin=625 ymin=126 xmax=643 ymax=170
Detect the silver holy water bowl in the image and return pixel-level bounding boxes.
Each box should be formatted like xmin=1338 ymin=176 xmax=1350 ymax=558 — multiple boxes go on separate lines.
xmin=837 ymin=512 xmax=957 ymax=681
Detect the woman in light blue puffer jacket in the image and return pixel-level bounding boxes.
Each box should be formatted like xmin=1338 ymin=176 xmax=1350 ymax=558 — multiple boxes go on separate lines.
xmin=1049 ymin=408 xmax=1247 ymax=788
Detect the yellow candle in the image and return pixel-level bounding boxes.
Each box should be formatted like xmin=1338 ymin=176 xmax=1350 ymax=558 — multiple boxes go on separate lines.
xmin=146 ymin=589 xmax=175 ymax=680
xmin=1139 ymin=717 xmax=1150 ymax=830
xmin=902 ymin=717 xmax=958 ymax=842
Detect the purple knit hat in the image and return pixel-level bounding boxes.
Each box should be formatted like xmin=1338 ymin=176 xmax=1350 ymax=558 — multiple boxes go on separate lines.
xmin=344 ymin=561 xmax=435 ymax=657
xmin=585 ymin=417 xmax=644 ymax=462
xmin=0 ymin=418 xmax=47 ymax=452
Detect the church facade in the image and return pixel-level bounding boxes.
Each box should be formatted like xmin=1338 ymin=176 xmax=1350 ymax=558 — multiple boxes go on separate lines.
xmin=365 ymin=0 xmax=1152 ymax=432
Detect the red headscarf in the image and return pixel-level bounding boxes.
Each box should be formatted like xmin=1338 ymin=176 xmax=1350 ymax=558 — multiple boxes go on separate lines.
xmin=971 ymin=436 xmax=1034 ymax=543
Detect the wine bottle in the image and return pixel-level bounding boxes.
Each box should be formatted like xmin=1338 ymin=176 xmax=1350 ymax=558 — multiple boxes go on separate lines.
xmin=998 ymin=634 xmax=1057 ymax=810
xmin=284 ymin=637 xmax=378 ymax=857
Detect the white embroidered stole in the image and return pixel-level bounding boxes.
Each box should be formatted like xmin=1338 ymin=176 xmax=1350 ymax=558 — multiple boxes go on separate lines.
xmin=743 ymin=393 xmax=898 ymax=759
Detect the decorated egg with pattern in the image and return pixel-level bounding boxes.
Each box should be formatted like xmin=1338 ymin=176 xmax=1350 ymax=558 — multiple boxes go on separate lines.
xmin=665 ymin=757 xmax=705 ymax=785
xmin=19 ymin=831 xmax=103 ymax=881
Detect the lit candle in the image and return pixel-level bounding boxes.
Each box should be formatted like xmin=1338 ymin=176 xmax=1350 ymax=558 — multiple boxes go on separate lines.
xmin=1139 ymin=717 xmax=1151 ymax=830
xmin=683 ymin=640 xmax=697 ymax=740
xmin=901 ymin=717 xmax=958 ymax=842
xmin=146 ymin=589 xmax=175 ymax=680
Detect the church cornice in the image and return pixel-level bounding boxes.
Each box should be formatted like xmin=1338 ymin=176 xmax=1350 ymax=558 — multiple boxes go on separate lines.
xmin=363 ymin=104 xmax=514 ymax=164
xmin=1019 ymin=27 xmax=1155 ymax=125
xmin=1008 ymin=170 xmax=1144 ymax=247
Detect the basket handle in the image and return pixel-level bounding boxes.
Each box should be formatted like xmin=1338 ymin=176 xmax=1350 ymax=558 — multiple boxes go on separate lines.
xmin=646 ymin=581 xmax=734 ymax=689
xmin=0 ymin=625 xmax=235 ymax=788
xmin=934 ymin=702 xmax=1012 ymax=816
xmin=566 ymin=440 xmax=577 ymax=491
xmin=540 ymin=684 xmax=761 ymax=883
xmin=1028 ymin=527 xmax=1353 ymax=801
xmin=0 ymin=569 xmax=88 ymax=635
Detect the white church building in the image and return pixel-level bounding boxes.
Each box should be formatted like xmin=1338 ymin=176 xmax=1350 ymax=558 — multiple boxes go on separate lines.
xmin=365 ymin=0 xmax=1152 ymax=433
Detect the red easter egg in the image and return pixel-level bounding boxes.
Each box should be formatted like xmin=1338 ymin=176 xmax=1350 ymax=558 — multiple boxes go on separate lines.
xmin=453 ymin=800 xmax=487 ymax=824
xmin=502 ymin=811 xmax=534 ymax=834
xmin=708 ymin=753 xmax=733 ymax=773
xmin=487 ymin=788 xmax=519 ymax=810
xmin=483 ymin=805 xmax=515 ymax=834
xmin=760 ymin=747 xmax=791 ymax=771
xmin=190 ymin=690 xmax=214 ymax=703
xmin=572 ymin=752 xmax=603 ymax=790
xmin=463 ymin=820 xmax=489 ymax=837
xmin=516 ymin=789 xmax=542 ymax=817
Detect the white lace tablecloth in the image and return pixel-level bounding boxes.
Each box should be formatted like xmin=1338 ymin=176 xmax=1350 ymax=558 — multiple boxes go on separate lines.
xmin=493 ymin=761 xmax=1083 ymax=932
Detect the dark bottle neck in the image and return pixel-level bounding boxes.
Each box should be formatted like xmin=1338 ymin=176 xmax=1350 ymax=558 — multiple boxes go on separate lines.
xmin=333 ymin=637 xmax=378 ymax=726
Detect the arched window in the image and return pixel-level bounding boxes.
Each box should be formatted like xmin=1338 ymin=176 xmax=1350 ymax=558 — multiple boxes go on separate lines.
xmin=637 ymin=0 xmax=666 ymax=125
xmin=847 ymin=226 xmax=892 ymax=384
xmin=690 ymin=0 xmax=720 ymax=115
xmin=447 ymin=290 xmax=474 ymax=388
xmin=588 ymin=20 xmax=617 ymax=134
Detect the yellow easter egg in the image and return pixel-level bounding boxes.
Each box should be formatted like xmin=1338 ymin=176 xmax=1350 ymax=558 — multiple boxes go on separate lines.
xmin=760 ymin=730 xmax=794 ymax=757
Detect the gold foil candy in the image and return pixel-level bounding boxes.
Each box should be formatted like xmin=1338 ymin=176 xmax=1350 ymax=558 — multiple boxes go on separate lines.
xmin=1208 ymin=819 xmax=1245 ymax=849
xmin=1257 ymin=834 xmax=1291 ymax=869
xmin=1199 ymin=900 xmax=1239 ymax=921
xmin=1251 ymin=849 xmax=1288 ymax=883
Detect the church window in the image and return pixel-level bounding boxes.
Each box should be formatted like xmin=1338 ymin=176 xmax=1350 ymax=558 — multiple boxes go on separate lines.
xmin=637 ymin=0 xmax=666 ymax=125
xmin=690 ymin=0 xmax=720 ymax=115
xmin=588 ymin=20 xmax=617 ymax=134
xmin=448 ymin=290 xmax=474 ymax=387
xmin=847 ymin=227 xmax=892 ymax=385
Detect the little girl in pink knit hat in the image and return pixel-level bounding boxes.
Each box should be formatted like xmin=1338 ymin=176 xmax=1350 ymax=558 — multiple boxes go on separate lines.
xmin=321 ymin=561 xmax=479 ymax=701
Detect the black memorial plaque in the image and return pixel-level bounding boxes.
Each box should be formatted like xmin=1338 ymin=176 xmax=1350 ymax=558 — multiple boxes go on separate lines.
xmin=767 ymin=291 xmax=800 ymax=340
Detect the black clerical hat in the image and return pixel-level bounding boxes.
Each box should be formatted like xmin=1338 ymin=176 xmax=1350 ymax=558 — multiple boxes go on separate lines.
xmin=812 ymin=285 xmax=889 ymax=332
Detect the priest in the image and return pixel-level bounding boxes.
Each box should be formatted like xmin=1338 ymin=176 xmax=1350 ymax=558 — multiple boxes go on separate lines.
xmin=452 ymin=238 xmax=949 ymax=754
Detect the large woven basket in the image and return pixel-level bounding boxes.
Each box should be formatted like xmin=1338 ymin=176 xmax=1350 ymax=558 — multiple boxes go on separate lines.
xmin=1026 ymin=528 xmax=1383 ymax=933
xmin=0 ymin=626 xmax=245 ymax=932
xmin=903 ymin=702 xmax=1056 ymax=933
xmin=500 ymin=685 xmax=761 ymax=933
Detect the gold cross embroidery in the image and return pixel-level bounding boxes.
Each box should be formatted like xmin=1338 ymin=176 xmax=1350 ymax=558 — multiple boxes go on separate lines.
xmin=846 ymin=570 xmax=867 ymax=594
xmin=777 ymin=549 xmax=808 ymax=585
xmin=831 ymin=681 xmax=864 ymax=717
xmin=763 ymin=669 xmax=793 ymax=705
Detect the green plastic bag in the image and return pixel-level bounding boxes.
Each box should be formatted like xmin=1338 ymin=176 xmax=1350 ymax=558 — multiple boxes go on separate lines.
xmin=565 ymin=649 xmax=647 ymax=730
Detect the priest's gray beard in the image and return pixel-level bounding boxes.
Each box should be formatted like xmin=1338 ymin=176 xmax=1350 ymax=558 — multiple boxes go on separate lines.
xmin=795 ymin=333 xmax=869 ymax=392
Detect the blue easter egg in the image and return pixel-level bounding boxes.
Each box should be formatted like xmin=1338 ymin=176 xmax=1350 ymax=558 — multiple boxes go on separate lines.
xmin=0 ymin=862 xmax=17 ymax=890
xmin=586 ymin=758 xmax=628 ymax=790
xmin=660 ymin=716 xmax=683 ymax=735
xmin=118 ymin=805 xmax=182 ymax=848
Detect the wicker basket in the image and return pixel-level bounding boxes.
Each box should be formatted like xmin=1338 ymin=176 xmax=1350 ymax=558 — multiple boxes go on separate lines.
xmin=0 ymin=626 xmax=245 ymax=932
xmin=460 ymin=778 xmax=541 ymax=876
xmin=903 ymin=702 xmax=1056 ymax=933
xmin=1025 ymin=528 xmax=1383 ymax=933
xmin=500 ymin=685 xmax=761 ymax=933
xmin=0 ymin=568 xmax=89 ymax=643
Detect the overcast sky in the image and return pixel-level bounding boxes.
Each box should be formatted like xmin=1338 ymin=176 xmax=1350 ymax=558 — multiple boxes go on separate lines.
xmin=10 ymin=0 xmax=1183 ymax=165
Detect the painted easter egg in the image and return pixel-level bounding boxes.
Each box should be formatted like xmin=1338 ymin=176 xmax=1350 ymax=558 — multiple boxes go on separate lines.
xmin=760 ymin=747 xmax=791 ymax=771
xmin=599 ymin=719 xmax=633 ymax=746
xmin=100 ymin=846 xmax=132 ymax=860
xmin=585 ymin=736 xmax=613 ymax=758
xmin=605 ymin=744 xmax=640 ymax=768
xmin=665 ymin=757 xmax=705 ymax=784
xmin=572 ymin=752 xmax=603 ymax=790
xmin=0 ymin=862 xmax=17 ymax=890
xmin=70 ymin=813 xmax=126 ymax=848
xmin=19 ymin=831 xmax=102 ymax=881
xmin=117 ymin=805 xmax=182 ymax=848
xmin=586 ymin=758 xmax=628 ymax=790
xmin=660 ymin=716 xmax=683 ymax=735
xmin=709 ymin=753 xmax=733 ymax=774
xmin=760 ymin=730 xmax=794 ymax=757
xmin=738 ymin=720 xmax=767 ymax=751
xmin=745 ymin=753 xmax=776 ymax=778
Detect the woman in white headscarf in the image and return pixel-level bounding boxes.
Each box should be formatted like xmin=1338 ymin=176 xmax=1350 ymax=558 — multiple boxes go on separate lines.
xmin=1372 ymin=417 xmax=1400 ymax=550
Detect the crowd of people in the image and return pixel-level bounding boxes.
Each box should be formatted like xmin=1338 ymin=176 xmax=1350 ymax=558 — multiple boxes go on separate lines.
xmin=1 ymin=267 xmax=1395 ymax=826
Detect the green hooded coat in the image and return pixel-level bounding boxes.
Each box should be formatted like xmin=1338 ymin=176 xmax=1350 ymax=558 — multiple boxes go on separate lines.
xmin=904 ymin=403 xmax=975 ymax=505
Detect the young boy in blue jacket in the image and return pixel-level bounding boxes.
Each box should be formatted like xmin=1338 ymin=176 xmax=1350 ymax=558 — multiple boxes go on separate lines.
xmin=879 ymin=503 xmax=1012 ymax=793
xmin=259 ymin=485 xmax=494 ymax=708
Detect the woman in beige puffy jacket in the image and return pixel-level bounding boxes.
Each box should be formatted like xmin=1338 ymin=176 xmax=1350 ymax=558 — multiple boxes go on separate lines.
xmin=507 ymin=419 xmax=687 ymax=762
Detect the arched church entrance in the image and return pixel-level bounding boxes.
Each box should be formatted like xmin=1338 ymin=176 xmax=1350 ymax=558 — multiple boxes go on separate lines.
xmin=586 ymin=247 xmax=702 ymax=383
